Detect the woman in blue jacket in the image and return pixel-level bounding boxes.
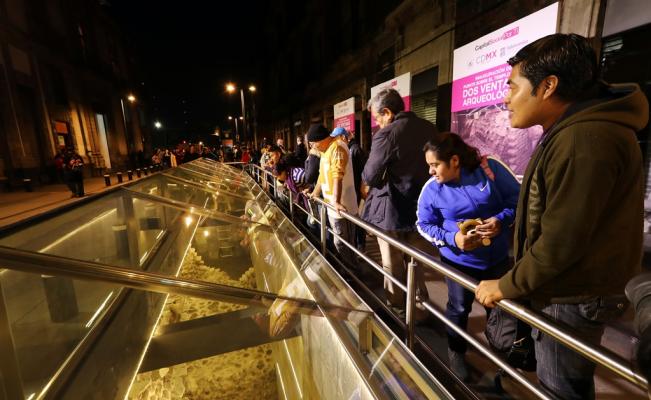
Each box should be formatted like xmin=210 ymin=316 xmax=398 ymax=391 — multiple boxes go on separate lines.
xmin=416 ymin=132 xmax=519 ymax=380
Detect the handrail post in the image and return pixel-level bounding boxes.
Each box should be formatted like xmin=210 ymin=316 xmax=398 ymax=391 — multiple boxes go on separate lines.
xmin=405 ymin=257 xmax=416 ymax=350
xmin=288 ymin=189 xmax=294 ymax=221
xmin=320 ymin=201 xmax=327 ymax=255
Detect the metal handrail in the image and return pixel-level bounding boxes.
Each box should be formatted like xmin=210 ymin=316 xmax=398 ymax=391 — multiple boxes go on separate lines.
xmin=121 ymin=187 xmax=268 ymax=228
xmin=161 ymin=172 xmax=254 ymax=200
xmin=0 ymin=246 xmax=370 ymax=319
xmin=245 ymin=163 xmax=649 ymax=392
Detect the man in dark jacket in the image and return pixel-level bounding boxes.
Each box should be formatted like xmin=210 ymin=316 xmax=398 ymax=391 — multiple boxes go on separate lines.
xmin=294 ymin=136 xmax=308 ymax=164
xmin=475 ymin=34 xmax=649 ymax=399
xmin=347 ymin=130 xmax=368 ymax=250
xmin=362 ymin=88 xmax=439 ymax=312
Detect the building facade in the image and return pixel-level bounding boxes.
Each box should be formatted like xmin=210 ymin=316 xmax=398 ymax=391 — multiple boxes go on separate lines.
xmin=258 ymin=0 xmax=648 ymax=155
xmin=0 ymin=0 xmax=149 ymax=189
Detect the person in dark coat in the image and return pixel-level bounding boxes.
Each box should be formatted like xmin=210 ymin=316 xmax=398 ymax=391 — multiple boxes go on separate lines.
xmin=64 ymin=148 xmax=85 ymax=197
xmin=303 ymin=134 xmax=323 ymax=236
xmin=362 ymin=88 xmax=439 ymax=313
xmin=347 ymin=130 xmax=368 ymax=250
xmin=294 ymin=136 xmax=308 ymax=164
xmin=184 ymin=145 xmax=200 ymax=163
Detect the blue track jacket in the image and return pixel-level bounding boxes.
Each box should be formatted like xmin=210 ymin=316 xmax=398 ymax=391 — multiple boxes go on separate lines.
xmin=416 ymin=158 xmax=520 ymax=270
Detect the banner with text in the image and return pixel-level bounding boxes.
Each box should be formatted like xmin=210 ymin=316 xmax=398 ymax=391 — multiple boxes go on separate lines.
xmin=451 ymin=3 xmax=558 ymax=175
xmin=370 ymin=72 xmax=411 ymax=130
xmin=333 ymin=97 xmax=355 ymax=134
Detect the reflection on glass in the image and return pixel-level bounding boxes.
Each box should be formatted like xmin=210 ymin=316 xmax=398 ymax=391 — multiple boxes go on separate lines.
xmin=0 ymin=161 xmax=452 ymax=400
xmin=0 ymin=270 xmax=119 ymax=397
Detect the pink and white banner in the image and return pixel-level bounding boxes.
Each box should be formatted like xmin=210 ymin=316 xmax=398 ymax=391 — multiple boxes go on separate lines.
xmin=370 ymin=72 xmax=411 ymax=129
xmin=451 ymin=3 xmax=558 ymax=175
xmin=334 ymin=97 xmax=355 ymax=134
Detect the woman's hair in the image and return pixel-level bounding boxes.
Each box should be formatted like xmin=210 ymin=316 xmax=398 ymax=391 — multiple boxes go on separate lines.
xmin=275 ymin=153 xmax=303 ymax=175
xmin=423 ymin=132 xmax=481 ymax=170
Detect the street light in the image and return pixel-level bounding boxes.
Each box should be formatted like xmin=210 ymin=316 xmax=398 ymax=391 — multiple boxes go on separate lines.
xmin=227 ymin=115 xmax=239 ymax=137
xmin=225 ymin=83 xmax=257 ymax=145
xmin=120 ymin=93 xmax=137 ymax=154
xmin=154 ymin=121 xmax=162 ymax=129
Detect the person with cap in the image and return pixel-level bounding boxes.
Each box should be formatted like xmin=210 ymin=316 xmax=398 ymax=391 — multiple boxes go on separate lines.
xmin=303 ymin=124 xmax=358 ymax=263
xmin=333 ymin=126 xmax=368 ymax=251
xmin=331 ymin=126 xmax=349 ymax=142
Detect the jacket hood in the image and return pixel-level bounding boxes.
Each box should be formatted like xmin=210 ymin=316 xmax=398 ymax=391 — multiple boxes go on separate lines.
xmin=553 ymin=83 xmax=649 ymax=134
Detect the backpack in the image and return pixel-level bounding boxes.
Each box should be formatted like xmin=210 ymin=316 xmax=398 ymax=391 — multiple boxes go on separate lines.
xmin=485 ymin=306 xmax=536 ymax=371
xmin=479 ymin=156 xmax=536 ymax=371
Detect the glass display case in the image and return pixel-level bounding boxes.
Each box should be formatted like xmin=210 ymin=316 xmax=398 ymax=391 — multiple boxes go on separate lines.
xmin=0 ymin=159 xmax=454 ymax=400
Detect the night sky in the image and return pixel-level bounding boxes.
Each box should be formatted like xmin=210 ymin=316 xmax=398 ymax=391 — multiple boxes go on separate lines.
xmin=106 ymin=1 xmax=267 ymax=144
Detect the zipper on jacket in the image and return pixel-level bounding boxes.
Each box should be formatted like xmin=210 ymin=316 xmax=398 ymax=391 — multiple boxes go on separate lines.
xmin=461 ymin=185 xmax=479 ymax=213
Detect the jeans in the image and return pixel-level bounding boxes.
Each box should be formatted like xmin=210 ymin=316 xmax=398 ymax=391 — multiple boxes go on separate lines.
xmin=533 ymin=297 xmax=627 ymax=400
xmin=327 ymin=213 xmax=356 ymax=264
xmin=442 ymin=256 xmax=509 ymax=354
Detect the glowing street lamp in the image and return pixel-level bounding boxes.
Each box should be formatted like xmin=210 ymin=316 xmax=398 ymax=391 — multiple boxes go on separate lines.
xmin=225 ymin=83 xmax=257 ymax=144
xmin=227 ymin=116 xmax=239 ymax=136
xmin=154 ymin=121 xmax=162 ymax=129
xmin=127 ymin=94 xmax=136 ymax=103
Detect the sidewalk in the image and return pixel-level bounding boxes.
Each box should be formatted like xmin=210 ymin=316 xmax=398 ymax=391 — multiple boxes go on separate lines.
xmin=0 ymin=173 xmax=148 ymax=229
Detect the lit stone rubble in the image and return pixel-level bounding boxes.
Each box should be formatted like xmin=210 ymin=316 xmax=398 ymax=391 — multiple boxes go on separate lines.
xmin=128 ymin=248 xmax=277 ymax=400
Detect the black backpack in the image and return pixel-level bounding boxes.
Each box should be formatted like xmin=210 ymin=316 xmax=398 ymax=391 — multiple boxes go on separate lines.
xmin=485 ymin=306 xmax=537 ymax=371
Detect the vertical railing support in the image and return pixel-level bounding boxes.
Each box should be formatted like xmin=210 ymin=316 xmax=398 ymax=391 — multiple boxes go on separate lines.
xmin=405 ymin=257 xmax=416 ymax=350
xmin=320 ymin=201 xmax=327 ymax=255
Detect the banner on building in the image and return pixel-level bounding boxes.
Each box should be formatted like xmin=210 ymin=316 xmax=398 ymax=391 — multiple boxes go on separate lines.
xmin=370 ymin=72 xmax=411 ymax=129
xmin=451 ymin=2 xmax=558 ymax=175
xmin=333 ymin=97 xmax=355 ymax=134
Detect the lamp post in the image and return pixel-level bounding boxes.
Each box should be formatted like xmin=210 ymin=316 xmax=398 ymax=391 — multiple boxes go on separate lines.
xmin=154 ymin=120 xmax=165 ymax=146
xmin=226 ymin=83 xmax=257 ymax=146
xmin=120 ymin=93 xmax=136 ymax=153
xmin=228 ymin=115 xmax=239 ymax=138
xmin=248 ymin=85 xmax=258 ymax=149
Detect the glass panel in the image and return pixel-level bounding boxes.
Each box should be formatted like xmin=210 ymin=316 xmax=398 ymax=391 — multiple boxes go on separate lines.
xmin=164 ymin=167 xmax=253 ymax=198
xmin=0 ymin=192 xmax=186 ymax=270
xmin=0 ymin=269 xmax=120 ymax=398
xmin=0 ymin=163 xmax=454 ymax=399
xmin=0 ymin=267 xmax=451 ymax=399
xmin=128 ymin=175 xmax=250 ymax=218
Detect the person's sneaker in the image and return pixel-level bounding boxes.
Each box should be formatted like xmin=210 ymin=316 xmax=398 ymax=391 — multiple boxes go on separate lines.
xmin=448 ymin=349 xmax=469 ymax=382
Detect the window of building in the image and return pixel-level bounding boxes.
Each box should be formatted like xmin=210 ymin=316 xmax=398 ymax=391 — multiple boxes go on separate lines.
xmin=410 ymin=67 xmax=438 ymax=125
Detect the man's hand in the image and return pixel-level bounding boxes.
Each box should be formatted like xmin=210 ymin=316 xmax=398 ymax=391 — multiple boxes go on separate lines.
xmin=454 ymin=231 xmax=482 ymax=251
xmin=360 ymin=183 xmax=370 ymax=200
xmin=302 ymin=188 xmax=313 ymax=198
xmin=333 ymin=202 xmax=347 ymax=216
xmin=475 ymin=279 xmax=504 ymax=308
xmin=476 ymin=217 xmax=502 ymax=239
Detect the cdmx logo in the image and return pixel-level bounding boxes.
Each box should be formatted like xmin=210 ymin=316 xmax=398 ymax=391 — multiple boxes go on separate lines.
xmin=474 ymin=50 xmax=498 ymax=66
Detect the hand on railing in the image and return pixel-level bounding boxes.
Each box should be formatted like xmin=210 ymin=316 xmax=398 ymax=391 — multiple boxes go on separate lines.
xmin=475 ymin=279 xmax=505 ymax=308
xmin=333 ymin=201 xmax=348 ymax=216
